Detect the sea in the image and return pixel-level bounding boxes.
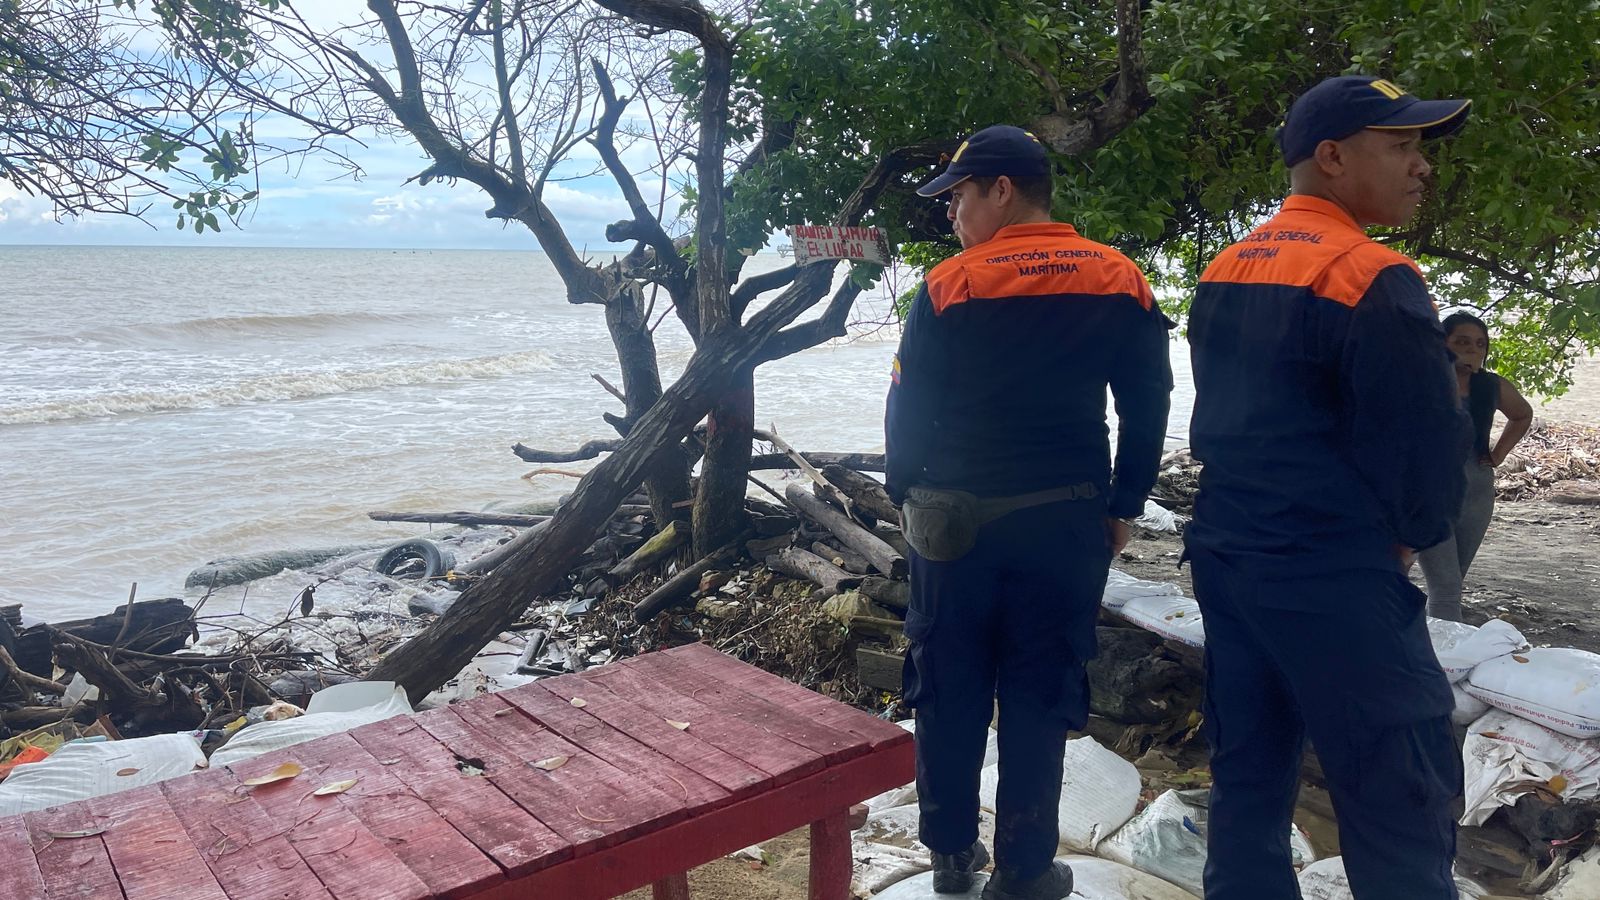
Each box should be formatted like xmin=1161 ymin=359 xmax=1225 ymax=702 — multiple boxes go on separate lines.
xmin=0 ymin=245 xmax=1194 ymax=619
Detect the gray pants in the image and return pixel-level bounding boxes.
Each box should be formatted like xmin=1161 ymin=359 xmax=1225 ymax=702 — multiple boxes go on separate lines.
xmin=1418 ymin=461 xmax=1496 ymax=621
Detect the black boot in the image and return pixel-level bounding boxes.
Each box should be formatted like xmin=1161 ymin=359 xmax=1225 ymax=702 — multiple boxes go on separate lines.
xmin=931 ymin=840 xmax=990 ymax=893
xmin=981 ymin=860 xmax=1073 ymax=900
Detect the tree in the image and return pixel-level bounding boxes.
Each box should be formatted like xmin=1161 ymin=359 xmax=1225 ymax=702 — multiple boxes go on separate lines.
xmin=0 ymin=0 xmax=351 ymax=229
xmin=726 ymin=0 xmax=1600 ymax=393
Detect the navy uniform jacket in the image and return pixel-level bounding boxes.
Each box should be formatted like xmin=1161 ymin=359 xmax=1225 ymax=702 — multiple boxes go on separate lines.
xmin=1186 ymin=195 xmax=1471 ymax=574
xmin=885 ymin=222 xmax=1173 ymax=519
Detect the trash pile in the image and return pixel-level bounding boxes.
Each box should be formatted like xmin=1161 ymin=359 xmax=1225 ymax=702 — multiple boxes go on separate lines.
xmin=1496 ymin=420 xmax=1600 ymax=502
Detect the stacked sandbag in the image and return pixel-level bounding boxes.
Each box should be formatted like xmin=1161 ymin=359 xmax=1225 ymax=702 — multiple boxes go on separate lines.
xmin=977 ymin=736 xmax=1142 ymax=853
xmin=1297 ymin=856 xmax=1485 ymax=900
xmin=1117 ymin=595 xmax=1205 ymax=648
xmin=1461 ymin=710 xmax=1600 ymax=826
xmin=1465 ymin=647 xmax=1600 ymax=739
xmin=1097 ymin=789 xmax=1315 ymax=895
xmin=1101 ymin=568 xmax=1183 ymax=612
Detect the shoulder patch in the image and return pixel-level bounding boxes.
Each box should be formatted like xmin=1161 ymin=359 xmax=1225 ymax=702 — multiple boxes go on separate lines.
xmin=927 ymin=238 xmax=1150 ymax=313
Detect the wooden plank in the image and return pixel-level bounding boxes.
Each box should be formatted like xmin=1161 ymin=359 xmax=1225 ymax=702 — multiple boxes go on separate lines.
xmin=347 ymin=714 xmax=569 ymax=878
xmin=621 ymin=649 xmax=867 ymax=763
xmin=498 ymin=681 xmax=729 ymax=813
xmin=90 ymin=784 xmax=228 ymax=900
xmin=669 ymin=643 xmax=911 ymax=750
xmin=0 ymin=815 xmax=48 ymax=900
xmin=23 ymin=799 xmax=125 ymax=900
xmin=463 ymin=737 xmax=915 ymax=900
xmin=224 ymin=749 xmax=433 ymax=900
xmin=581 ymin=659 xmax=827 ymax=783
xmin=159 ymin=768 xmax=336 ymax=900
xmin=269 ymin=731 xmax=506 ymax=899
xmin=855 ymin=645 xmax=904 ymax=693
xmin=450 ymin=696 xmax=689 ymax=848
xmin=530 ymin=675 xmax=771 ymax=799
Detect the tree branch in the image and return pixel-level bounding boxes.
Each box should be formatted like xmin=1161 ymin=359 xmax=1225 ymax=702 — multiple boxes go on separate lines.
xmin=1027 ymin=0 xmax=1152 ymax=157
xmin=591 ymin=59 xmax=688 ymax=290
xmin=757 ymin=276 xmax=868 ymax=363
xmin=512 ymin=438 xmax=623 ymax=463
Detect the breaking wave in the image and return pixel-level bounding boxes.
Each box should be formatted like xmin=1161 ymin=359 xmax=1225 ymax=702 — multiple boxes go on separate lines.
xmin=0 ymin=350 xmax=556 ymax=425
xmin=61 ymin=311 xmax=434 ymax=346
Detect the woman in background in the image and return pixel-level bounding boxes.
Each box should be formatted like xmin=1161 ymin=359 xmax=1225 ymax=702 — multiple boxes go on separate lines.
xmin=1420 ymin=312 xmax=1534 ymax=621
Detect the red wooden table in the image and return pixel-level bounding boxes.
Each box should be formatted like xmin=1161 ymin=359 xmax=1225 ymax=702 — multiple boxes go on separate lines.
xmin=0 ymin=643 xmax=913 ymax=899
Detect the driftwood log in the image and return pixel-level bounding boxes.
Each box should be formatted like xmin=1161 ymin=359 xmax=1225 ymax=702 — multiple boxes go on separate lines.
xmin=608 ymin=520 xmax=687 ymax=581
xmin=12 ymin=598 xmax=195 ymax=676
xmin=766 ymin=547 xmax=863 ymax=595
xmin=860 ymin=576 xmax=910 ymax=610
xmin=812 ymin=541 xmax=871 ymax=575
xmin=820 ymin=464 xmax=900 ymax=525
xmin=749 ymin=451 xmax=885 ymax=473
xmin=784 ymin=483 xmax=906 ymax=578
xmin=632 ymin=537 xmax=748 ymax=622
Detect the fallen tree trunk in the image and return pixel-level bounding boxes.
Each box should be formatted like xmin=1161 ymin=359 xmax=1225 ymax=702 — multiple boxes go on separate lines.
xmin=368 ymin=510 xmax=550 ymax=527
xmin=784 ymin=483 xmax=906 ymax=579
xmin=767 ymin=547 xmax=863 ymax=595
xmin=632 ymin=538 xmax=747 ymax=622
xmin=821 ymin=464 xmax=899 ymax=525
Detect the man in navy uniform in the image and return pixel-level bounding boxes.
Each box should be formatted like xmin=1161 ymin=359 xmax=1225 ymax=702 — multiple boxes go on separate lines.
xmin=1186 ymin=76 xmax=1473 ymax=898
xmin=886 ymin=125 xmax=1172 ymax=899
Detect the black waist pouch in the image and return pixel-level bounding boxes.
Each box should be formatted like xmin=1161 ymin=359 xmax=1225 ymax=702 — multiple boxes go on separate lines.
xmin=901 ymin=482 xmax=1099 ymax=562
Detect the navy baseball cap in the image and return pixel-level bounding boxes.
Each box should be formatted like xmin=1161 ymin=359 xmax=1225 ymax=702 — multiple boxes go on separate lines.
xmin=916 ymin=125 xmax=1050 ymax=197
xmin=1278 ymin=75 xmax=1471 ymax=167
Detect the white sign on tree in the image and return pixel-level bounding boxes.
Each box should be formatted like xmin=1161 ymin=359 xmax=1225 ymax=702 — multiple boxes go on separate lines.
xmin=787 ymin=224 xmax=891 ymax=267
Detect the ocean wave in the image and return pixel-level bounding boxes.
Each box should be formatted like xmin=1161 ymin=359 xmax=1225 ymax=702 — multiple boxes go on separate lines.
xmin=0 ymin=350 xmax=556 ymax=425
xmin=57 ymin=311 xmax=437 ymax=346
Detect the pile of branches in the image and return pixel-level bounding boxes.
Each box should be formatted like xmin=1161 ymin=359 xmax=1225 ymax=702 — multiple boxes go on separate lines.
xmin=1496 ymin=420 xmax=1600 ymax=502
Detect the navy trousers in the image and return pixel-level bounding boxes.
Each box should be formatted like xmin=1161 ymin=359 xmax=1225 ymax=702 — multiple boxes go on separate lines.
xmin=903 ymin=499 xmax=1110 ymax=880
xmin=1188 ymin=549 xmax=1461 ymax=900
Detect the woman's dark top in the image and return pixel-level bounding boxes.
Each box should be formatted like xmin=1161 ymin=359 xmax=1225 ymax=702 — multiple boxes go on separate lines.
xmin=1467 ymin=370 xmax=1500 ymax=458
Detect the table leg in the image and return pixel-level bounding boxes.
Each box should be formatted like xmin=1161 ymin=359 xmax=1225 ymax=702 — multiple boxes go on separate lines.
xmin=809 ymin=808 xmax=852 ymax=900
xmin=651 ymin=872 xmax=690 ymax=900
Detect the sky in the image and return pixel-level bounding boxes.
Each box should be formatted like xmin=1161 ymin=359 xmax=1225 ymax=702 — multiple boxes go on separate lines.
xmin=0 ymin=1 xmax=669 ymax=252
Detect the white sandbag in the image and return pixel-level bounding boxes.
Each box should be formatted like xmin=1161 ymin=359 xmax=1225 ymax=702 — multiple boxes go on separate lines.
xmin=870 ymin=722 xmax=999 ymax=812
xmin=857 ymin=843 xmax=939 ymax=896
xmin=1097 ymin=789 xmax=1314 ymax=894
xmin=979 ymin=736 xmax=1141 ymax=852
xmin=1055 ymin=855 xmax=1200 ymax=899
xmin=212 ymin=681 xmax=413 ymax=767
xmin=1102 ymin=569 xmax=1184 ymax=612
xmin=0 ymin=733 xmax=207 ymax=817
xmin=1297 ymin=856 xmax=1485 ymax=899
xmin=1550 ymin=846 xmax=1600 ymax=900
xmin=1452 ymin=683 xmax=1491 ymax=727
xmin=1465 ymin=647 xmax=1600 ymax=738
xmin=852 ymin=805 xmax=998 ymax=895
xmin=1436 ymin=618 xmax=1527 ymax=682
xmin=1460 ymin=710 xmax=1600 ymax=826
xmin=1119 ymin=595 xmax=1206 ymax=648
xmin=1133 ymin=500 xmax=1184 ymax=534
xmin=870 ymin=870 xmax=989 ymax=898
